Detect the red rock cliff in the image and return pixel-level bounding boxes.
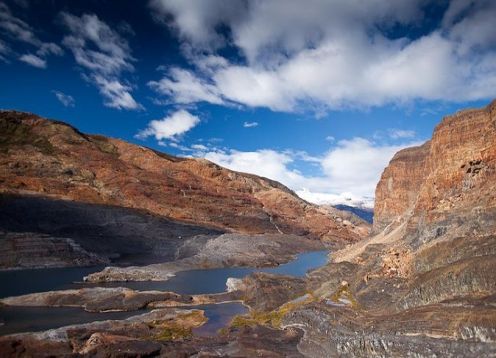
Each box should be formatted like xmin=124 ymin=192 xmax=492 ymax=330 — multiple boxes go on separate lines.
xmin=374 ymin=100 xmax=496 ymax=242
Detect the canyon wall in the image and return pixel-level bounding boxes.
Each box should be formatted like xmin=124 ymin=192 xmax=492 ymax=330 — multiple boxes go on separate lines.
xmin=374 ymin=100 xmax=496 ymax=244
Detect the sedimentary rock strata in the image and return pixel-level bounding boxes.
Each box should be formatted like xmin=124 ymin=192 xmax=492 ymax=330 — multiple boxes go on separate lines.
xmin=0 ymin=232 xmax=109 ymax=269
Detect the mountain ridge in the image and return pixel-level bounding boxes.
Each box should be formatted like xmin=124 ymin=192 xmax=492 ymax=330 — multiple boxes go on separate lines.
xmin=0 ymin=110 xmax=369 ymax=246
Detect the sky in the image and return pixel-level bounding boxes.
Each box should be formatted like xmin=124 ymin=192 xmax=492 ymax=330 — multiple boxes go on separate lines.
xmin=1 ymin=0 xmax=495 ymax=208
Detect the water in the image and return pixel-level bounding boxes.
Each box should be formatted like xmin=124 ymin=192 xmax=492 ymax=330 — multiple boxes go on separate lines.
xmin=0 ymin=250 xmax=328 ymax=336
xmin=0 ymin=266 xmax=104 ymax=299
xmin=0 ymin=306 xmax=143 ymax=336
xmin=83 ymin=250 xmax=329 ymax=295
xmin=192 ymin=303 xmax=249 ymax=336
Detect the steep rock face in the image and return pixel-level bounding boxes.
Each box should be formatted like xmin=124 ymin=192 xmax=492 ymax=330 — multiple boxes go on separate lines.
xmin=374 ymin=100 xmax=496 ymax=243
xmin=373 ymin=142 xmax=430 ymax=232
xmin=0 ymin=111 xmax=368 ymax=244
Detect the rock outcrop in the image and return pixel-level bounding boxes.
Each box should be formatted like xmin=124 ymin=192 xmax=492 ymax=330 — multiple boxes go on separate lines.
xmin=0 ymin=232 xmax=109 ymax=269
xmin=373 ymin=142 xmax=430 ymax=233
xmin=0 ymin=110 xmax=368 ymax=247
xmin=374 ymin=100 xmax=496 ymax=243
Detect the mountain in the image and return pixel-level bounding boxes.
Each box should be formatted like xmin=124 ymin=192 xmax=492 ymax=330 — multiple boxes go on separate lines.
xmin=0 ymin=111 xmax=369 ymax=266
xmin=333 ymin=204 xmax=374 ymax=223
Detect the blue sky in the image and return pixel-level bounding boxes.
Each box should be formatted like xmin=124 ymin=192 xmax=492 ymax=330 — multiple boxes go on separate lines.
xmin=1 ymin=0 xmax=495 ymax=207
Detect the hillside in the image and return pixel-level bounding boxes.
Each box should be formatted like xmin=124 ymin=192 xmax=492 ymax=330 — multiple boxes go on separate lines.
xmin=0 ymin=110 xmax=368 ymax=247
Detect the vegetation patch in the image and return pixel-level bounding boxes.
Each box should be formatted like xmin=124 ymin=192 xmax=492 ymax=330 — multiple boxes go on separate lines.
xmin=153 ymin=324 xmax=193 ymax=341
xmin=330 ymin=284 xmax=359 ymax=309
xmin=148 ymin=311 xmax=207 ymax=341
xmin=0 ymin=119 xmax=54 ymax=154
xmin=231 ymin=294 xmax=315 ymax=329
xmin=89 ymin=135 xmax=119 ymax=155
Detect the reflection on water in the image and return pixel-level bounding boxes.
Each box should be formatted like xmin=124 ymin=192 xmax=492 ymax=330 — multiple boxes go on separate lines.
xmin=192 ymin=302 xmax=248 ymax=336
xmin=83 ymin=250 xmax=329 ymax=295
xmin=0 ymin=266 xmax=104 ymax=299
xmin=0 ymin=306 xmax=145 ymax=336
xmin=0 ymin=250 xmax=327 ymax=336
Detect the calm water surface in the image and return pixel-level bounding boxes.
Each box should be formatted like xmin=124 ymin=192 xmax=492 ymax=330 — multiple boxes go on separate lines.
xmin=0 ymin=250 xmax=327 ymax=335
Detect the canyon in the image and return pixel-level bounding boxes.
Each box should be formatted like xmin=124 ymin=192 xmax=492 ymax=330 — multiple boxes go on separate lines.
xmin=0 ymin=101 xmax=495 ymax=357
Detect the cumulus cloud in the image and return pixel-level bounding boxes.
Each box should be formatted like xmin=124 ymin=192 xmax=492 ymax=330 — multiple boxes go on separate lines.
xmin=60 ymin=12 xmax=141 ymax=110
xmin=52 ymin=90 xmax=75 ymax=107
xmin=243 ymin=121 xmax=258 ymax=128
xmin=0 ymin=2 xmax=62 ymax=66
xmin=92 ymin=75 xmax=141 ymax=110
xmin=150 ymin=0 xmax=496 ymax=112
xmin=19 ymin=53 xmax=45 ymax=68
xmin=149 ymin=67 xmax=223 ymax=105
xmin=320 ymin=138 xmax=422 ymax=198
xmin=197 ymin=137 xmax=421 ymax=207
xmin=136 ymin=109 xmax=200 ymax=142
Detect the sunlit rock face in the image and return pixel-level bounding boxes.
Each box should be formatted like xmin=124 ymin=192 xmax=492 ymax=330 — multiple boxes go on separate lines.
xmin=374 ymin=99 xmax=496 ymax=244
xmin=0 ymin=110 xmax=368 ymax=246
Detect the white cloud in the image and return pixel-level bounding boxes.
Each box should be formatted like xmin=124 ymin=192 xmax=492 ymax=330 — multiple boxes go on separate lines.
xmin=60 ymin=12 xmax=141 ymax=110
xmin=325 ymin=136 xmax=335 ymax=142
xmin=0 ymin=2 xmax=62 ymax=65
xmin=204 ymin=149 xmax=304 ymax=185
xmin=296 ymin=190 xmax=374 ymax=209
xmin=92 ymin=75 xmax=141 ymax=110
xmin=320 ymin=138 xmax=422 ymax=198
xmin=243 ymin=121 xmax=258 ymax=128
xmin=197 ymin=137 xmax=421 ymax=207
xmin=150 ymin=0 xmax=496 ymax=112
xmin=53 ymin=90 xmax=75 ymax=107
xmin=19 ymin=53 xmax=46 ymax=68
xmin=149 ymin=0 xmax=246 ymax=51
xmin=136 ymin=109 xmax=200 ymax=142
xmin=149 ymin=67 xmax=223 ymax=105
xmin=388 ymin=129 xmax=415 ymax=139
xmin=191 ymin=143 xmax=208 ymax=151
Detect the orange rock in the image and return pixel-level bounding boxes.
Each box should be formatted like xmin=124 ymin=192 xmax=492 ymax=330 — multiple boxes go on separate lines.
xmin=374 ymin=99 xmax=496 ymax=243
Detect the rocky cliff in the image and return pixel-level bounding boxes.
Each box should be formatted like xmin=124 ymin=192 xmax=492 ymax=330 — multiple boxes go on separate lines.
xmin=374 ymin=100 xmax=496 ymax=242
xmin=0 ymin=111 xmax=368 ymax=246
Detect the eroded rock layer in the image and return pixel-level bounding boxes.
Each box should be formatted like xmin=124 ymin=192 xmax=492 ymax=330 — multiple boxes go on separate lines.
xmin=374 ymin=100 xmax=496 ymax=241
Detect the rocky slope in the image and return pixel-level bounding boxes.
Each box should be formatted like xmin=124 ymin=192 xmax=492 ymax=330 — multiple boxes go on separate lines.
xmin=0 ymin=110 xmax=367 ymax=247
